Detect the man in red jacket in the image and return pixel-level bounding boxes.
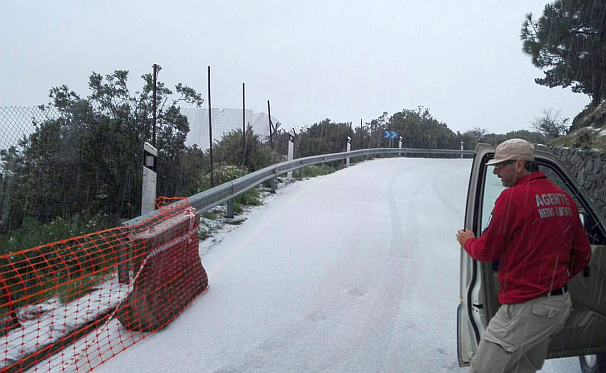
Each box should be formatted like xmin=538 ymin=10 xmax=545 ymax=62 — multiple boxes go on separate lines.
xmin=456 ymin=138 xmax=591 ymax=373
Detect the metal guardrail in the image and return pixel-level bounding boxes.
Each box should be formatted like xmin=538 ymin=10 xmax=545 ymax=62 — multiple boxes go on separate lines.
xmin=124 ymin=147 xmax=474 ymax=226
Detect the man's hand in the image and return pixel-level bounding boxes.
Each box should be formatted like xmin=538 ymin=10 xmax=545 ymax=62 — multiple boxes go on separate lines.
xmin=457 ymin=229 xmax=475 ymax=247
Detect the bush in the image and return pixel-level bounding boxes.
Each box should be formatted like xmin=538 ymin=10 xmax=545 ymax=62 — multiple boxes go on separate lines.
xmin=0 ymin=214 xmax=112 ymax=256
xmin=551 ymin=127 xmax=606 ymax=152
xmin=198 ymin=164 xmax=249 ymax=191
xmin=303 ymin=164 xmax=337 ymax=178
xmin=234 ymin=187 xmax=262 ymax=207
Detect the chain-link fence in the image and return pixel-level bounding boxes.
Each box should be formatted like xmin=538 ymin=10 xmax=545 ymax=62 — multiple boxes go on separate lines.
xmin=0 ymin=107 xmax=59 ymax=151
xmin=0 ymin=103 xmax=288 ymax=255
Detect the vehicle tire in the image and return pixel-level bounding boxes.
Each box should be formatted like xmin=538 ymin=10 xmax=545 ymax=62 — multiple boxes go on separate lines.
xmin=579 ymin=353 xmax=606 ymax=373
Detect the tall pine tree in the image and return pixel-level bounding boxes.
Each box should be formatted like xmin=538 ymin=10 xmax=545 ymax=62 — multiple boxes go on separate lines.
xmin=521 ymin=0 xmax=606 ymax=107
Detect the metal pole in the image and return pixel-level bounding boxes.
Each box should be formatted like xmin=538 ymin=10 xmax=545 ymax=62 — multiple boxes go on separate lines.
xmin=360 ymin=118 xmax=363 ymax=149
xmin=152 ymin=64 xmax=158 ymax=147
xmin=267 ymin=100 xmax=273 ymax=151
xmin=242 ymin=83 xmax=246 ymax=166
xmin=208 ymin=66 xmax=214 ymax=187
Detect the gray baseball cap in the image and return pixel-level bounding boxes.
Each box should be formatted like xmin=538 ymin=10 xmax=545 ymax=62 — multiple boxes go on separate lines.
xmin=486 ymin=139 xmax=535 ymax=166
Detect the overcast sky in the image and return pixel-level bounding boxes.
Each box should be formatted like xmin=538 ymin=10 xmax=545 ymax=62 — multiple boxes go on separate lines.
xmin=1 ymin=0 xmax=590 ymax=135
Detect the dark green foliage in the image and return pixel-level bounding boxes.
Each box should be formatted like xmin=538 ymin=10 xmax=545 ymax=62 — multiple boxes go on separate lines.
xmin=197 ymin=164 xmax=262 ymax=213
xmin=505 ymin=130 xmax=549 ymax=144
xmin=521 ymin=0 xmax=606 ymax=107
xmin=234 ymin=187 xmax=262 ymax=207
xmin=0 ymin=215 xmax=111 ymax=256
xmin=292 ymin=108 xmax=468 ymax=159
xmin=296 ymin=119 xmax=352 ymax=157
xmin=0 ymin=70 xmax=205 ymax=240
xmin=552 ymin=127 xmax=606 ymax=151
xmin=462 ymin=128 xmax=548 ymax=146
xmin=198 ymin=165 xmax=249 ymax=191
xmin=302 ymin=164 xmax=337 ymax=178
xmin=388 ymin=107 xmax=456 ymax=149
xmin=0 ymin=228 xmax=123 ymax=310
xmin=211 ymin=125 xmax=277 ymax=173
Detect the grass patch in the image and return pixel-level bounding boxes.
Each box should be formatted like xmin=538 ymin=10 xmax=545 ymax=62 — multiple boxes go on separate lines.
xmin=303 ymin=164 xmax=337 ymax=178
xmin=201 ymin=209 xmax=222 ymax=220
xmin=56 ymin=273 xmax=111 ymax=304
xmin=224 ymin=218 xmax=245 ymax=226
xmin=551 ymin=126 xmax=606 ymax=152
xmin=231 ymin=188 xmax=263 ymax=215
xmin=234 ymin=188 xmax=262 ymax=207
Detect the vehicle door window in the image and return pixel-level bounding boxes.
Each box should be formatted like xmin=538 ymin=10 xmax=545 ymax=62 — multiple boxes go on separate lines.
xmin=480 ymin=168 xmax=504 ymax=234
xmin=480 ymin=162 xmax=594 ymax=237
xmin=485 ymin=161 xmax=606 ymax=246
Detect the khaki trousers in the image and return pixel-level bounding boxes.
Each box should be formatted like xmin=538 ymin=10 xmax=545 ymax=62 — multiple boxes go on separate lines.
xmin=470 ymin=292 xmax=572 ymax=373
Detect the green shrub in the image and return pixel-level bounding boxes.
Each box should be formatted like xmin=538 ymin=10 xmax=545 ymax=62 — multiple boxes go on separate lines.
xmin=0 ymin=214 xmax=112 ymax=256
xmin=199 ymin=164 xmax=249 ymax=191
xmin=303 ymin=164 xmax=337 ymax=178
xmin=56 ymin=273 xmax=111 ymax=304
xmin=551 ymin=127 xmax=606 ymax=152
xmin=234 ymin=188 xmax=262 ymax=207
xmin=201 ymin=209 xmax=222 ymax=220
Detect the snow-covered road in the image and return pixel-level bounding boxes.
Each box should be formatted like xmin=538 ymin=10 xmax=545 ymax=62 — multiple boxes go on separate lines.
xmin=93 ymin=158 xmax=581 ymax=373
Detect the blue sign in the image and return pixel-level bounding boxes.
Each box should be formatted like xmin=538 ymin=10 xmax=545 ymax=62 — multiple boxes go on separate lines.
xmin=383 ymin=131 xmax=398 ymax=139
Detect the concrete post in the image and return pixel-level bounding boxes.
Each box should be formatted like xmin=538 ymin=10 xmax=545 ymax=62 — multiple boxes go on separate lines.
xmin=287 ymin=133 xmax=294 ymax=179
xmin=142 ymin=142 xmax=157 ymax=215
xmin=346 ymin=136 xmax=351 ymax=166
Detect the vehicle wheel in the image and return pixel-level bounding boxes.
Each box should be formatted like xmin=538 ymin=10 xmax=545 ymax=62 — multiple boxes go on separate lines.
xmin=579 ymin=353 xmax=606 ymax=373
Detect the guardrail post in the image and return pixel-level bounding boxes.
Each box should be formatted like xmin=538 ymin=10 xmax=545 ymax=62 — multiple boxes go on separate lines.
xmin=398 ymin=136 xmax=402 ymax=156
xmin=460 ymin=142 xmax=464 ymax=158
xmin=226 ymin=199 xmax=234 ymax=218
xmin=270 ymin=177 xmax=277 ymax=193
xmin=346 ymin=136 xmax=351 ymax=166
xmin=287 ymin=133 xmax=294 ymax=179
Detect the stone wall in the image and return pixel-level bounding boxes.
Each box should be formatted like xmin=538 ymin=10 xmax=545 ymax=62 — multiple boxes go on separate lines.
xmin=537 ymin=145 xmax=606 ymax=220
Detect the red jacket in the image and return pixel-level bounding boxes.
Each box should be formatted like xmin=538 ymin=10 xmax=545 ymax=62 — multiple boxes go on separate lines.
xmin=464 ymin=171 xmax=591 ymax=304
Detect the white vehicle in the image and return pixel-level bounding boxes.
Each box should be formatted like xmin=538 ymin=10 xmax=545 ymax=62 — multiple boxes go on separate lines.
xmin=458 ymin=143 xmax=606 ymax=373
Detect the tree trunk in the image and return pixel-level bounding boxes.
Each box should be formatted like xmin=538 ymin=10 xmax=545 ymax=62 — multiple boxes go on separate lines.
xmin=592 ymin=77 xmax=603 ymax=108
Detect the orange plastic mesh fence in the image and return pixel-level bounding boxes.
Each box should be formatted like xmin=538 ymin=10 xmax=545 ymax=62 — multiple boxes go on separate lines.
xmin=154 ymin=196 xmax=188 ymax=209
xmin=0 ymin=200 xmax=208 ymax=373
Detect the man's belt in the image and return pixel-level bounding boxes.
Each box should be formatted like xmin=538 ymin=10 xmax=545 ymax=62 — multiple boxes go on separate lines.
xmin=549 ymin=285 xmax=568 ymax=296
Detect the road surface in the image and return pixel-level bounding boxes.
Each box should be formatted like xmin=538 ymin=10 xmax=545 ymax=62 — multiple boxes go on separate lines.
xmin=93 ymin=158 xmax=581 ymax=373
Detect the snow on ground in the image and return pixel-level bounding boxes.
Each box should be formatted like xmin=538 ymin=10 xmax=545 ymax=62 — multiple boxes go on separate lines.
xmin=40 ymin=158 xmax=582 ymax=372
xmin=3 ymin=275 xmax=129 ymax=369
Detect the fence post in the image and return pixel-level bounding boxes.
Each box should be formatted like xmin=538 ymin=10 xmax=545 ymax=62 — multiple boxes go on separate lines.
xmin=142 ymin=142 xmax=157 ymax=215
xmin=287 ymin=132 xmax=294 ymax=179
xmin=346 ymin=136 xmax=351 ymax=166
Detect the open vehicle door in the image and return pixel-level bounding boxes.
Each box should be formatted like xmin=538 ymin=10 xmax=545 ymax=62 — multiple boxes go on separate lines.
xmin=457 ymin=143 xmax=606 ymax=371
